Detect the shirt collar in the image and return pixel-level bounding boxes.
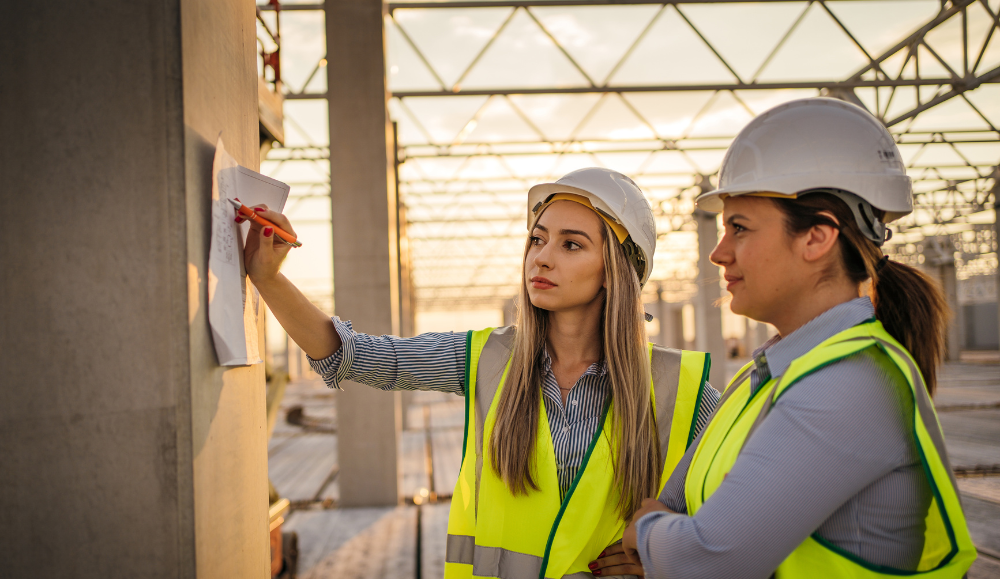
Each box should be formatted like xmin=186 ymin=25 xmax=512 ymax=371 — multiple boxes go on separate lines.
xmin=753 ymin=296 xmax=876 ymax=381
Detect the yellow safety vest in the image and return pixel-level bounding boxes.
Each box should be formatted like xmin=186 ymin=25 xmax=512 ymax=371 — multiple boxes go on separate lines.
xmin=685 ymin=319 xmax=977 ymax=577
xmin=445 ymin=326 xmax=712 ymax=579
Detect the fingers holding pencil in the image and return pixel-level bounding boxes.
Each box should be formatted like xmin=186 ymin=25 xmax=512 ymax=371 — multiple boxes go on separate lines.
xmin=241 ymin=204 xmax=296 ymax=237
xmin=232 ymin=203 xmax=260 ymax=225
xmin=238 ymin=202 xmax=298 ymax=284
xmin=230 ymin=199 xmax=300 ymax=246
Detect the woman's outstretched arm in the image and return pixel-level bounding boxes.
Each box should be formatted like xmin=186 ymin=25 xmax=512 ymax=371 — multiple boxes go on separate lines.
xmin=255 ymin=272 xmax=341 ymax=360
xmin=241 ymin=205 xmax=466 ymax=397
xmin=242 ymin=205 xmax=341 ymax=360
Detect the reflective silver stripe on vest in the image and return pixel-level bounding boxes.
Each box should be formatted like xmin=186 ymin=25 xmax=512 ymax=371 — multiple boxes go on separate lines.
xmin=650 ymin=345 xmax=683 ymax=456
xmin=449 ymin=534 xmax=635 ymax=579
xmin=474 ymin=544 xmax=544 ymax=578
xmin=474 ymin=326 xmax=516 ymax=516
xmin=552 ymin=574 xmax=594 ymax=579
xmin=849 ymin=337 xmax=958 ymax=490
xmin=548 ymin=573 xmax=637 ymax=579
xmin=446 ymin=534 xmax=475 ymax=565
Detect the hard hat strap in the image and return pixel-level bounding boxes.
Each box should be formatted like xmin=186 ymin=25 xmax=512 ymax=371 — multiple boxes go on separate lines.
xmin=809 ymin=189 xmax=891 ymax=247
xmin=621 ymin=235 xmax=647 ymax=284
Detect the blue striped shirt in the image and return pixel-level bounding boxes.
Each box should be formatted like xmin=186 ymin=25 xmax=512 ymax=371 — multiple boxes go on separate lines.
xmin=309 ymin=318 xmax=720 ymax=495
xmin=636 ymin=297 xmax=934 ymax=577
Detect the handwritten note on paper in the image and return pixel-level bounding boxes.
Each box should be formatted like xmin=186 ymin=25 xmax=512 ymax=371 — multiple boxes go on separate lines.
xmin=208 ymin=136 xmax=290 ymax=366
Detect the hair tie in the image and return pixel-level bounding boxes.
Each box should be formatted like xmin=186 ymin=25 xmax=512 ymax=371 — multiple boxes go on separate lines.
xmin=876 ymin=255 xmax=890 ymax=272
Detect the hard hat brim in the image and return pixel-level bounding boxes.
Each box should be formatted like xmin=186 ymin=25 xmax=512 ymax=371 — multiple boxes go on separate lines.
xmin=527 ymin=182 xmax=612 ymax=230
xmin=695 ymin=172 xmax=913 ymax=223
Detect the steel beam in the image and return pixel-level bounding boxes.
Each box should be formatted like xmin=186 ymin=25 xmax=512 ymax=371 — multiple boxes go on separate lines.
xmin=283 ymin=77 xmax=997 ymax=100
xmin=886 ymin=67 xmax=1000 ymax=126
xmin=389 ymin=0 xmax=881 ymax=8
xmin=260 ymin=0 xmax=888 ymax=11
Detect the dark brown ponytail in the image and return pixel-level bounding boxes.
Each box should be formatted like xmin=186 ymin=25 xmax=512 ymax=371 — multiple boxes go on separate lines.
xmin=772 ymin=193 xmax=949 ymax=395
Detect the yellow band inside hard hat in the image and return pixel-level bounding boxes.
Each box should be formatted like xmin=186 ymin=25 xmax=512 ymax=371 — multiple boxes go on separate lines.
xmin=541 ymin=193 xmax=630 ymax=244
xmin=720 ymin=191 xmax=800 ymax=201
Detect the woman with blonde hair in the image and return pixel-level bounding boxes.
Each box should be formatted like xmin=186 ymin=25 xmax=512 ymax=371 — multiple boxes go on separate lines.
xmin=605 ymin=98 xmax=976 ymax=578
xmin=243 ymin=167 xmax=719 ymax=578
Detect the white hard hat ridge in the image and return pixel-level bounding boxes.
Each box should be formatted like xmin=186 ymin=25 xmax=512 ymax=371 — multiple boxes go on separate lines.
xmin=696 ymin=97 xmax=914 ymax=224
xmin=527 ymin=167 xmax=657 ymax=286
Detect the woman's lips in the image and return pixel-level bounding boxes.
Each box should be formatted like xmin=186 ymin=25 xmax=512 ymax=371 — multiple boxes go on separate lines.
xmin=724 ymin=275 xmax=743 ymax=292
xmin=531 ymin=276 xmax=557 ymax=290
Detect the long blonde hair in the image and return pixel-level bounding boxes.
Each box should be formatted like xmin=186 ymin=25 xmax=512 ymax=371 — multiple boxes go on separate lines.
xmin=488 ymin=220 xmax=659 ymax=521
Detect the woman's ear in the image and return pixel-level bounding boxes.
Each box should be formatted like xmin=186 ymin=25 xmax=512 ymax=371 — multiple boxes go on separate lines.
xmin=801 ymin=211 xmax=841 ymax=263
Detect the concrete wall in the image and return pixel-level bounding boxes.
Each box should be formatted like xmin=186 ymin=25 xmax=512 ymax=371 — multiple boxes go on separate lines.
xmin=182 ymin=1 xmax=270 ymax=576
xmin=1 ymin=2 xmax=268 ymax=577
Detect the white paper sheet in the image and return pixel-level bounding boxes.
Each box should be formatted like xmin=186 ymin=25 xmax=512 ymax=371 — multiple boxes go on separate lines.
xmin=208 ymin=137 xmax=290 ymax=366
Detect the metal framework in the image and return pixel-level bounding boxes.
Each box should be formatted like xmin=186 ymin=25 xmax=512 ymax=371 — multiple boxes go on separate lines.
xmin=257 ymin=0 xmax=282 ymax=88
xmin=259 ymin=0 xmax=999 ymax=311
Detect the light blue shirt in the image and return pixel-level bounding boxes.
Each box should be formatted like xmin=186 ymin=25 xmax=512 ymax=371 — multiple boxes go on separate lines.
xmin=636 ymin=297 xmax=931 ymax=577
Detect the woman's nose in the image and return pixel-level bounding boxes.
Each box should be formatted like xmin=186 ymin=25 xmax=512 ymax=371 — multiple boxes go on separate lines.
xmin=533 ymin=244 xmax=553 ymax=269
xmin=710 ymin=235 xmax=731 ymax=267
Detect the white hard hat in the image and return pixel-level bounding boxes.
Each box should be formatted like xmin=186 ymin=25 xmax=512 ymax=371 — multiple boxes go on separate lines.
xmin=695 ymin=97 xmax=912 ymax=245
xmin=528 ymin=168 xmax=657 ymax=286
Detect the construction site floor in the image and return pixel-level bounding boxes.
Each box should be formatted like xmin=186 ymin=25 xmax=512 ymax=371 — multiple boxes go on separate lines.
xmin=268 ymin=356 xmax=1000 ymax=579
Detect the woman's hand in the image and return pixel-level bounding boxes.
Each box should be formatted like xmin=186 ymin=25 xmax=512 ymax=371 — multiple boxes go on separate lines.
xmin=236 ymin=204 xmax=341 ymax=359
xmin=239 ymin=204 xmax=296 ymax=285
xmin=622 ymin=499 xmax=673 ymax=560
xmin=590 ymin=498 xmax=673 ymax=576
xmin=588 ymin=542 xmax=644 ymax=577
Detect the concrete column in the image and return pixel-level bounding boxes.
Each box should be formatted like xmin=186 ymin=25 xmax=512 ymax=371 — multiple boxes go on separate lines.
xmin=743 ymin=319 xmax=766 ymax=356
xmin=743 ymin=318 xmax=754 ymax=358
xmin=397 ymin=158 xmax=417 ymax=430
xmin=2 ymin=2 xmax=269 ymax=577
xmin=655 ymin=284 xmax=682 ymax=349
xmin=673 ymin=307 xmax=687 ymax=350
xmin=326 ymin=0 xmax=402 ymax=507
xmin=924 ymin=236 xmax=962 ymax=361
xmin=695 ymin=208 xmax=728 ymax=385
xmin=756 ymin=320 xmax=770 ymax=350
xmin=655 ymin=285 xmax=668 ymax=347
xmin=504 ymin=297 xmax=519 ymax=326
xmin=994 ymin=168 xmax=1000 ymax=352
xmin=941 ymin=260 xmax=962 ymax=361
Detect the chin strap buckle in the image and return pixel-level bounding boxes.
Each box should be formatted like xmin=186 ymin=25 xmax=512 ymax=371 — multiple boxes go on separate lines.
xmin=822 ymin=189 xmax=890 ymax=247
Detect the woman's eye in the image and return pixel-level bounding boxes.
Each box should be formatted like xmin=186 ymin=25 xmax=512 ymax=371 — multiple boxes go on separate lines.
xmin=732 ymin=224 xmax=746 ymax=233
xmin=530 ymin=236 xmax=543 ymax=246
xmin=564 ymin=240 xmax=581 ymax=250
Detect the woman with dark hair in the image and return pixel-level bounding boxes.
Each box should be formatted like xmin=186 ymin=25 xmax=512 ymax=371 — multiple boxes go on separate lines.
xmin=597 ymin=98 xmax=977 ymax=578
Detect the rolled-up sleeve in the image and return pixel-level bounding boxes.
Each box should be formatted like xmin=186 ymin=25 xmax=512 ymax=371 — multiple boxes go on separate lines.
xmin=307 ymin=317 xmax=467 ymax=395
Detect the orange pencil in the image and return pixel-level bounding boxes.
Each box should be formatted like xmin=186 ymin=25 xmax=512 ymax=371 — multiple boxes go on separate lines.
xmin=228 ymin=198 xmax=302 ymax=248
